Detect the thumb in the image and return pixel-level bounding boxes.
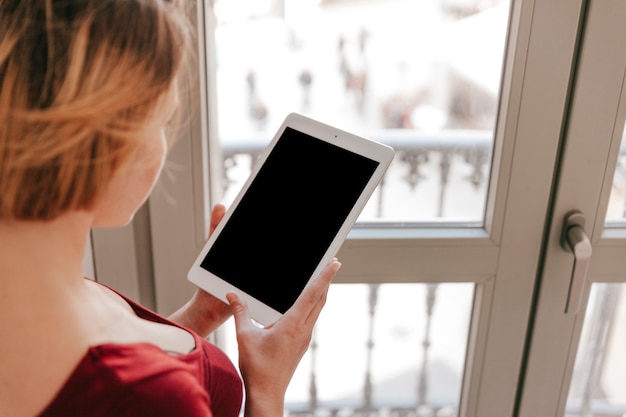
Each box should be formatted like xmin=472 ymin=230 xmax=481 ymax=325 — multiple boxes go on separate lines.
xmin=226 ymin=292 xmax=252 ymax=328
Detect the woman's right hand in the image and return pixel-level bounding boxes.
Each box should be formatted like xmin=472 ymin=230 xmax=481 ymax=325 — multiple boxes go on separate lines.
xmin=227 ymin=259 xmax=341 ymax=417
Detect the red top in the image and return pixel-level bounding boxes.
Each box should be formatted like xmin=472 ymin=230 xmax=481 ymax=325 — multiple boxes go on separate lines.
xmin=39 ymin=288 xmax=243 ymax=417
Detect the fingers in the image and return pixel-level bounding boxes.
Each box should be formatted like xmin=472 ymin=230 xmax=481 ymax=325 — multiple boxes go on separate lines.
xmin=289 ymin=259 xmax=341 ymax=326
xmin=227 ymin=259 xmax=340 ymax=332
xmin=209 ymin=203 xmax=226 ymax=236
xmin=226 ymin=292 xmax=253 ymax=330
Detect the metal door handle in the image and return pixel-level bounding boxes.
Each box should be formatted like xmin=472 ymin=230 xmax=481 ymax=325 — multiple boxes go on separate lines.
xmin=560 ymin=210 xmax=592 ymax=315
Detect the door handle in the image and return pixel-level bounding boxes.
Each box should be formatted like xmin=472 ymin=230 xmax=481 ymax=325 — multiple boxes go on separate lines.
xmin=560 ymin=210 xmax=592 ymax=315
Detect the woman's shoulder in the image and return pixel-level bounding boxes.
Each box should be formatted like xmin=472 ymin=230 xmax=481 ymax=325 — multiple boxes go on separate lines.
xmin=39 ymin=343 xmax=213 ymax=416
xmin=35 ymin=280 xmax=244 ymax=417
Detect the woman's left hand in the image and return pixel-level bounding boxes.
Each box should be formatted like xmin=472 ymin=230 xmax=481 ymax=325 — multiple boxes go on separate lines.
xmin=168 ymin=203 xmax=232 ymax=337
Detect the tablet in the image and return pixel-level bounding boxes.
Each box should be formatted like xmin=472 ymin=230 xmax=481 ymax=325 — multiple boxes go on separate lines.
xmin=187 ymin=112 xmax=395 ymax=325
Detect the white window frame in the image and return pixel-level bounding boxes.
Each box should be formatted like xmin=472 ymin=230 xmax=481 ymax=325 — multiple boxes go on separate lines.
xmin=88 ymin=0 xmax=598 ymax=416
xmin=518 ymin=0 xmax=626 ymax=415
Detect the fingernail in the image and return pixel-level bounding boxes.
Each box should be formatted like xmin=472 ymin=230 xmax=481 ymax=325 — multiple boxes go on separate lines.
xmin=226 ymin=292 xmax=237 ymax=304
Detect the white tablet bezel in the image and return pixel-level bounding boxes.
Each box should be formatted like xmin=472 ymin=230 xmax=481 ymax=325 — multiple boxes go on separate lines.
xmin=187 ymin=112 xmax=395 ymax=326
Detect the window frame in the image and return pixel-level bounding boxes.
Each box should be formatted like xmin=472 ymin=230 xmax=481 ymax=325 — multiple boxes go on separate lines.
xmin=89 ymin=0 xmax=592 ymax=416
xmin=517 ymin=0 xmax=626 ymax=414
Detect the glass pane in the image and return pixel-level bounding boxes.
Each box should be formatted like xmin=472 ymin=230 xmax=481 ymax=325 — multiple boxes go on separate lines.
xmin=605 ymin=123 xmax=626 ymax=225
xmin=212 ymin=0 xmax=510 ymax=223
xmin=220 ymin=283 xmax=474 ymax=415
xmin=566 ymin=283 xmax=626 ymax=417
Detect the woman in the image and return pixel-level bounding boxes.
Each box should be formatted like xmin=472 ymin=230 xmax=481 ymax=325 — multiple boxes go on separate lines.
xmin=0 ymin=1 xmax=340 ymax=416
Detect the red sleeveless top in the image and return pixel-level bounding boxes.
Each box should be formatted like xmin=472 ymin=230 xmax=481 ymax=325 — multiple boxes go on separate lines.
xmin=38 ymin=289 xmax=243 ymax=417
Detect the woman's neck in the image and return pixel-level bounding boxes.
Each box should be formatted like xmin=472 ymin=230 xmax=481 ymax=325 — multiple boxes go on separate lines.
xmin=0 ymin=211 xmax=94 ymax=309
xmin=0 ymin=212 xmax=114 ymax=417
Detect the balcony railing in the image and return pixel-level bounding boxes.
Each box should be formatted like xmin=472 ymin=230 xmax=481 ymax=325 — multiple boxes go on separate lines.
xmin=220 ymin=129 xmax=494 ymax=221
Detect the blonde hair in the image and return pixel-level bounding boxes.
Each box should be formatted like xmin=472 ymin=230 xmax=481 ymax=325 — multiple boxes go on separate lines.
xmin=0 ymin=0 xmax=191 ymax=220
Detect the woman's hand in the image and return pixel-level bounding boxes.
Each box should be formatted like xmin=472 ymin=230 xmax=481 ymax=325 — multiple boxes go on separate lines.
xmin=227 ymin=259 xmax=341 ymax=417
xmin=168 ymin=204 xmax=233 ymax=337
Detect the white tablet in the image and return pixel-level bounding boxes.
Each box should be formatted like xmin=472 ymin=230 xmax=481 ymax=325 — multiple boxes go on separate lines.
xmin=187 ymin=112 xmax=395 ymax=325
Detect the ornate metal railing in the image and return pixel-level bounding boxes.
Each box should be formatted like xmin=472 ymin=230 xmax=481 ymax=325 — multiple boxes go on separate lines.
xmin=220 ymin=129 xmax=494 ymax=220
xmin=220 ymin=129 xmax=626 ymax=221
xmin=281 ymin=282 xmax=458 ymax=417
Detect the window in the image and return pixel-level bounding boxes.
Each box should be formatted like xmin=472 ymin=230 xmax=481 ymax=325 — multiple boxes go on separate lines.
xmin=90 ymin=0 xmax=626 ymax=416
xmin=213 ymin=0 xmax=508 ymax=223
xmin=209 ymin=1 xmax=510 ymax=413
